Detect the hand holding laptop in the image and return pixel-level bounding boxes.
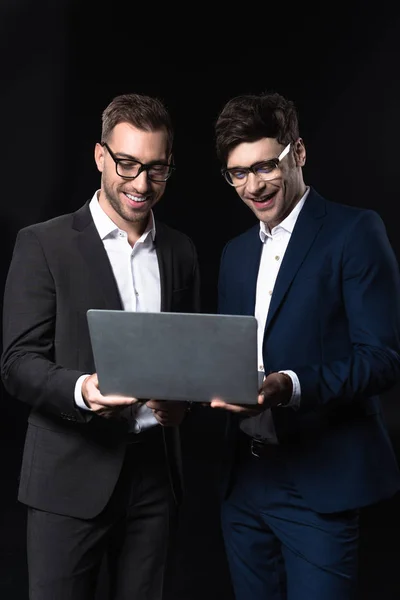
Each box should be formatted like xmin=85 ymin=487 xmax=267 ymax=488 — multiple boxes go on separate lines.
xmin=146 ymin=399 xmax=188 ymax=426
xmin=210 ymin=372 xmax=292 ymax=414
xmin=82 ymin=373 xmax=138 ymax=418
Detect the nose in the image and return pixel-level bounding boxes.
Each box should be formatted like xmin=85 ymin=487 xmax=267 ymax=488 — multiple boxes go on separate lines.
xmin=245 ymin=172 xmax=265 ymax=195
xmin=132 ymin=169 xmax=150 ymax=193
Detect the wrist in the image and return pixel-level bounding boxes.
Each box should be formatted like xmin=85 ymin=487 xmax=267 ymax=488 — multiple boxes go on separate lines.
xmin=277 ymin=372 xmax=292 ymax=406
xmin=81 ymin=375 xmax=92 ymax=409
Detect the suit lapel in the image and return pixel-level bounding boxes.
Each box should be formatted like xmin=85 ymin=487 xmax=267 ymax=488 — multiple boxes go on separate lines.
xmin=154 ymin=222 xmax=172 ymax=312
xmin=243 ymin=229 xmax=264 ymax=316
xmin=73 ymin=202 xmax=123 ymax=310
xmin=264 ymin=189 xmax=326 ymax=335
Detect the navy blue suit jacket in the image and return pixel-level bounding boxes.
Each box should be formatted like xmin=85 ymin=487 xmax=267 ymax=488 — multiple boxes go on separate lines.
xmin=218 ymin=188 xmax=400 ymax=513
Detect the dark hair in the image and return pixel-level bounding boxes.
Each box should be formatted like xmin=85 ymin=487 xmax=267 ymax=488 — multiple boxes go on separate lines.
xmin=215 ymin=92 xmax=299 ymax=163
xmin=101 ymin=93 xmax=174 ymax=154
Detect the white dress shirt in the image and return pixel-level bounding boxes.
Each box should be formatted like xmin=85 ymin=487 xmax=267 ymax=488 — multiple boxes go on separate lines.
xmin=240 ymin=187 xmax=310 ymax=443
xmin=74 ymin=191 xmax=159 ymax=432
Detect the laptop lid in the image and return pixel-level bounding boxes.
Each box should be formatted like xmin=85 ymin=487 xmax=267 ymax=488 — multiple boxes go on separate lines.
xmin=86 ymin=309 xmax=259 ymax=404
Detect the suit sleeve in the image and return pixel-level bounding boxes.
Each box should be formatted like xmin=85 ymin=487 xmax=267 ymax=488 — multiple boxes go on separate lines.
xmin=190 ymin=239 xmax=201 ymax=313
xmin=1 ymin=228 xmax=88 ymax=421
xmin=217 ymin=243 xmax=230 ymax=315
xmin=296 ymin=210 xmax=400 ymax=410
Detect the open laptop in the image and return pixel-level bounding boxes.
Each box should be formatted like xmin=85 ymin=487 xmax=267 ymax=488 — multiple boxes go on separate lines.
xmin=87 ymin=309 xmax=260 ymax=404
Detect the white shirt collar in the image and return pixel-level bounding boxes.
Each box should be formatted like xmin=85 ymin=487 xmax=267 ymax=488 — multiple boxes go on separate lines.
xmin=89 ymin=190 xmax=156 ymax=242
xmin=259 ymin=186 xmax=310 ymax=241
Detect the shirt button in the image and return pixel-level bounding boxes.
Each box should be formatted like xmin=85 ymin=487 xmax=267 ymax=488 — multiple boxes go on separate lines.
xmin=275 ymin=255 xmax=280 ymax=261
xmin=259 ymin=364 xmax=264 ymax=371
xmin=268 ymin=290 xmax=273 ymax=296
xmin=135 ymin=290 xmax=139 ymax=296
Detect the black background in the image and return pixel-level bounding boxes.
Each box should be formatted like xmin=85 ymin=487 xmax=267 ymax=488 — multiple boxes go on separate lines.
xmin=1 ymin=2 xmax=400 ymax=598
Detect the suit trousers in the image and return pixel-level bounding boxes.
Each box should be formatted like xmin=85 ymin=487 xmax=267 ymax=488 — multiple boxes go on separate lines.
xmin=26 ymin=431 xmax=177 ymax=600
xmin=221 ymin=434 xmax=359 ymax=600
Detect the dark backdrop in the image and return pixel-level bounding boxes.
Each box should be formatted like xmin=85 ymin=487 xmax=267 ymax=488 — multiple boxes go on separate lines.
xmin=1 ymin=2 xmax=400 ymax=599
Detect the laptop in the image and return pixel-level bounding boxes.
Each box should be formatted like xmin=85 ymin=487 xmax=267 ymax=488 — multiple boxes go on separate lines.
xmin=86 ymin=309 xmax=260 ymax=404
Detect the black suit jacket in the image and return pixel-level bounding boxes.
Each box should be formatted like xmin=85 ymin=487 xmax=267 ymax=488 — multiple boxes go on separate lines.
xmin=1 ymin=201 xmax=200 ymax=519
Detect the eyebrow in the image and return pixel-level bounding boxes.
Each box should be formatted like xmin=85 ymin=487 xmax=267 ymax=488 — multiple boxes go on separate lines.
xmin=113 ymin=151 xmax=140 ymax=160
xmin=227 ymin=142 xmax=291 ymax=171
xmin=227 ymin=158 xmax=276 ymax=170
xmin=113 ymin=151 xmax=168 ymax=165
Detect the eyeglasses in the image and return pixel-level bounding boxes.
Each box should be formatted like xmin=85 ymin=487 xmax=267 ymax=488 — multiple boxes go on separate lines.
xmin=222 ymin=143 xmax=291 ymax=187
xmin=101 ymin=142 xmax=175 ymax=182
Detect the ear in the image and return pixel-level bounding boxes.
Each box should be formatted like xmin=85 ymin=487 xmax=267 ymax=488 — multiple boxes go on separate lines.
xmin=94 ymin=142 xmax=105 ymax=173
xmin=294 ymin=138 xmax=306 ymax=167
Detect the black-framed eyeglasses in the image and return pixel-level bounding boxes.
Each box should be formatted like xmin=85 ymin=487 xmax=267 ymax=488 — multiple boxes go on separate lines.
xmin=101 ymin=142 xmax=175 ymax=182
xmin=222 ymin=143 xmax=291 ymax=187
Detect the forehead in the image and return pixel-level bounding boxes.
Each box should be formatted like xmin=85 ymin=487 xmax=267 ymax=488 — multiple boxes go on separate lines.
xmin=109 ymin=122 xmax=169 ymax=161
xmin=227 ymin=137 xmax=282 ymax=167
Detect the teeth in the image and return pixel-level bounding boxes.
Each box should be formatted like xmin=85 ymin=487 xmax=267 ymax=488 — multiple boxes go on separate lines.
xmin=258 ymin=193 xmax=275 ymax=202
xmin=126 ymin=193 xmax=146 ymax=203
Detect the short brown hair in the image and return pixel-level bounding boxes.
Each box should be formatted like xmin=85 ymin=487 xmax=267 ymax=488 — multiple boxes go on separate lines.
xmin=215 ymin=92 xmax=299 ymax=164
xmin=101 ymin=93 xmax=174 ymax=154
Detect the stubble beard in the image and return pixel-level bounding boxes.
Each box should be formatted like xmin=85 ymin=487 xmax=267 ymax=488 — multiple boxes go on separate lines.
xmin=103 ymin=178 xmax=150 ymax=226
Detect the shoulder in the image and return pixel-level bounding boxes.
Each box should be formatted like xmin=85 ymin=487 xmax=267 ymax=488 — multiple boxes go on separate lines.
xmin=221 ymin=223 xmax=260 ymax=256
xmin=21 ymin=213 xmax=74 ymax=235
xmin=16 ymin=201 xmax=92 ymax=239
xmin=308 ymin=191 xmax=394 ymax=268
xmin=13 ymin=213 xmax=76 ymax=250
xmin=155 ymin=220 xmax=197 ymax=254
xmin=307 ymin=190 xmax=388 ymax=248
xmin=313 ymin=188 xmax=384 ymax=228
xmin=12 ymin=203 xmax=90 ymax=254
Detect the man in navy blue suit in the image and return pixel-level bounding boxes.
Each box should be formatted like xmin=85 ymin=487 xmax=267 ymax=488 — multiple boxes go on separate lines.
xmin=211 ymin=91 xmax=400 ymax=599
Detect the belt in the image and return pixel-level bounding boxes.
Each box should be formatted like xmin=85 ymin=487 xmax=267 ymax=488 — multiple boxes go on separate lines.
xmin=240 ymin=434 xmax=281 ymax=459
xmin=126 ymin=424 xmax=163 ymax=445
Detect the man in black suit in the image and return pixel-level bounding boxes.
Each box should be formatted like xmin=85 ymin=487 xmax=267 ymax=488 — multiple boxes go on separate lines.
xmin=1 ymin=93 xmax=200 ymax=600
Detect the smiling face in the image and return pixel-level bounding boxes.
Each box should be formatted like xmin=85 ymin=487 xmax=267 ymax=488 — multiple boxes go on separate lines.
xmin=94 ymin=121 xmax=170 ymax=239
xmin=226 ymin=137 xmax=307 ymax=230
